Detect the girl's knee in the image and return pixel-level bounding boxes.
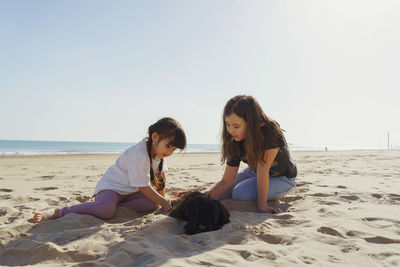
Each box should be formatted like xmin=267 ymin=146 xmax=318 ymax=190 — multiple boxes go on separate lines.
xmin=232 ymin=188 xmax=255 ymax=201
xmin=97 ymin=205 xmax=117 ymax=219
xmin=232 ymin=190 xmax=244 ymax=201
xmin=120 ymin=198 xmax=157 ymax=213
xmin=268 ymin=185 xmax=295 ymax=201
xmin=231 ymin=178 xmax=258 ymax=201
xmin=135 ymin=201 xmax=157 ymax=213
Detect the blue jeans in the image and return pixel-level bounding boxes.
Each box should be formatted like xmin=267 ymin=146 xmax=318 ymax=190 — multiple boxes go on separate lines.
xmin=218 ymin=167 xmax=296 ymax=202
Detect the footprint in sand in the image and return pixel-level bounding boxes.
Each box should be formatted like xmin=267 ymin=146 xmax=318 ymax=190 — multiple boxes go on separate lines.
xmin=257 ymin=233 xmax=295 ymax=245
xmin=226 ymin=233 xmax=294 ymax=246
xmin=310 ymin=193 xmax=332 ymax=197
xmin=340 ymin=195 xmax=359 ymax=201
xmin=0 ymin=189 xmax=13 ymax=193
xmin=76 ymin=195 xmax=92 ymax=202
xmin=275 ymin=218 xmax=311 ymax=227
xmin=251 ymin=250 xmax=277 ymax=261
xmin=364 ymin=236 xmax=400 ymax=244
xmin=34 ymin=187 xmax=58 ymax=191
xmin=318 ymin=200 xmax=340 ymax=206
xmin=300 ymin=256 xmax=316 ymax=264
xmin=389 ymin=193 xmax=400 ymax=202
xmin=295 ymin=181 xmax=312 ymax=187
xmin=317 ymin=226 xmax=344 ymax=238
xmin=56 ymin=196 xmax=67 ymax=201
xmin=239 ymin=251 xmax=258 ymax=261
xmin=346 ymin=230 xmax=367 ymax=237
xmin=0 ymin=207 xmax=8 ymax=216
xmin=328 ymin=254 xmax=343 ymax=263
xmin=11 ymin=196 xmax=41 ymax=204
xmin=341 ymin=244 xmax=360 ymax=253
xmin=4 ymin=215 xmax=18 ymax=224
xmin=273 ymin=214 xmax=294 ymax=220
xmin=40 ymin=175 xmax=54 ymax=180
xmin=362 ymin=217 xmax=400 ymax=228
xmin=370 ymin=252 xmax=400 ymax=261
xmin=280 ymin=196 xmax=303 ymax=203
xmin=32 ymin=175 xmax=54 ymax=181
xmin=0 ymin=195 xmax=11 ymax=200
xmin=346 ymin=228 xmax=400 ymax=244
xmin=318 ymin=207 xmax=329 ymax=214
xmin=226 ymin=235 xmax=247 ymax=245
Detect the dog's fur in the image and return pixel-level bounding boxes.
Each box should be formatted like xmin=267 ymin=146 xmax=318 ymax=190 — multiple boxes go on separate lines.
xmin=169 ymin=191 xmax=230 ymax=235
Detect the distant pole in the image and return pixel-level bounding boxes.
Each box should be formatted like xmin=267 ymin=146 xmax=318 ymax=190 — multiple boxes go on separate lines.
xmin=388 ymin=132 xmax=390 ymax=150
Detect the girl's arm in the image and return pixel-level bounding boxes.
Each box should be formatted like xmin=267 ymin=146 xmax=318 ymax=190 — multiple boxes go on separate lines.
xmin=256 ymin=148 xmax=283 ymax=213
xmin=205 ymin=165 xmax=239 ymax=198
xmin=139 ymin=185 xmax=171 ymax=212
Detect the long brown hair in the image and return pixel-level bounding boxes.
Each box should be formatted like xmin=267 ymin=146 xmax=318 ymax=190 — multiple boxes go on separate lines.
xmin=146 ymin=117 xmax=186 ymax=190
xmin=221 ymin=95 xmax=287 ymax=170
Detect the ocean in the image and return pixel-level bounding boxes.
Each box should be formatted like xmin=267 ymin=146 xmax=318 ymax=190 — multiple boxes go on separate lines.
xmin=0 ymin=140 xmax=220 ymax=156
xmin=0 ymin=140 xmax=387 ymax=156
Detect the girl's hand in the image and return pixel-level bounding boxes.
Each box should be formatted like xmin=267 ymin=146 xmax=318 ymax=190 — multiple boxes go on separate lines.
xmin=257 ymin=204 xmax=283 ymax=214
xmin=162 ymin=199 xmax=172 ymax=213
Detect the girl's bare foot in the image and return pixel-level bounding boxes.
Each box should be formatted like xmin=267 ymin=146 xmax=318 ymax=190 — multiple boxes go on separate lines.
xmin=32 ymin=209 xmax=60 ymax=223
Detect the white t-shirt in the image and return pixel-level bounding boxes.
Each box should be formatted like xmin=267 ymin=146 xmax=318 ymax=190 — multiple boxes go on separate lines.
xmin=94 ymin=138 xmax=168 ymax=195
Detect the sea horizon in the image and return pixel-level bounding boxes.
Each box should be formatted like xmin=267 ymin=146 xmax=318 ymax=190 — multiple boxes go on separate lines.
xmin=0 ymin=139 xmax=220 ymax=155
xmin=0 ymin=139 xmax=395 ymax=156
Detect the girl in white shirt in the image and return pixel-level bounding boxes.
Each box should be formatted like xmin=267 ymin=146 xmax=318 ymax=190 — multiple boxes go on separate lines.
xmin=33 ymin=117 xmax=186 ymax=223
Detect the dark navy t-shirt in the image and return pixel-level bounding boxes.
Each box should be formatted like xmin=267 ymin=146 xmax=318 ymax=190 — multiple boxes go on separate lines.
xmin=227 ymin=129 xmax=297 ymax=178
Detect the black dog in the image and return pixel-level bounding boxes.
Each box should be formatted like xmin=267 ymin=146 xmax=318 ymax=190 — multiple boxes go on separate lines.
xmin=169 ymin=191 xmax=230 ymax=235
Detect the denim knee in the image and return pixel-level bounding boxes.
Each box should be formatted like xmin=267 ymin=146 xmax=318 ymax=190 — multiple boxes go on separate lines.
xmin=267 ymin=177 xmax=296 ymax=200
xmin=232 ymin=187 xmax=256 ymax=201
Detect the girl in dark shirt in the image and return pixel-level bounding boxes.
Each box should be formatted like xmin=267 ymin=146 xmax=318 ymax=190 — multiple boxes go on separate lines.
xmin=205 ymin=95 xmax=297 ymax=213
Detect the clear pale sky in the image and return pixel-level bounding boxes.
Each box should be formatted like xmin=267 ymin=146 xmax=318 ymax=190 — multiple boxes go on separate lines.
xmin=1 ymin=0 xmax=399 ymax=149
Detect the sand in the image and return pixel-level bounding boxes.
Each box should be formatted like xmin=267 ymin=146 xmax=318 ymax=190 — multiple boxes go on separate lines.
xmin=0 ymin=150 xmax=400 ymax=266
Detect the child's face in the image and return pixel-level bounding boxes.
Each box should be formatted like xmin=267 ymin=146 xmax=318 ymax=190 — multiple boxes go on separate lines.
xmin=152 ymin=135 xmax=177 ymax=159
xmin=225 ymin=113 xmax=247 ymax=141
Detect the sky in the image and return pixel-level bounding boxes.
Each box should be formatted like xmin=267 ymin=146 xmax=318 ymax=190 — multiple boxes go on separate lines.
xmin=1 ymin=0 xmax=399 ymax=149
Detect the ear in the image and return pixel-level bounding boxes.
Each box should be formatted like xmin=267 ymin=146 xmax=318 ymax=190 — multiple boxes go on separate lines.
xmin=151 ymin=132 xmax=159 ymax=143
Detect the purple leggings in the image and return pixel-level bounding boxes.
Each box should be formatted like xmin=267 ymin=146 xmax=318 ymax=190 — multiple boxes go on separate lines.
xmin=59 ymin=190 xmax=157 ymax=219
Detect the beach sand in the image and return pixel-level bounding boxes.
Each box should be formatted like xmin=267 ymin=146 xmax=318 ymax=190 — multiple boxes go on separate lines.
xmin=0 ymin=150 xmax=400 ymax=266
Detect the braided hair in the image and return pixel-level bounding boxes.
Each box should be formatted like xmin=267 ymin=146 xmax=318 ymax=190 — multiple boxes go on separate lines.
xmin=146 ymin=117 xmax=186 ymax=190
